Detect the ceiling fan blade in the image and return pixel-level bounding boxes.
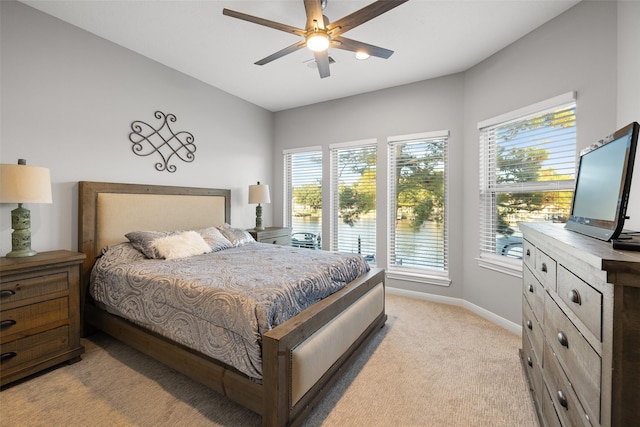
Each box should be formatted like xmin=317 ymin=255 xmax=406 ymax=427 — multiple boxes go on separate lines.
xmin=332 ymin=36 xmax=394 ymax=59
xmin=314 ymin=50 xmax=331 ymax=78
xmin=223 ymin=8 xmax=306 ymax=37
xmin=327 ymin=0 xmax=409 ymax=37
xmin=255 ymin=40 xmax=307 ymax=66
xmin=303 ymin=0 xmax=325 ymax=29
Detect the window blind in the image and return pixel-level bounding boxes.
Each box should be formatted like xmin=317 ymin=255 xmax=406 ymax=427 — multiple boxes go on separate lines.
xmin=330 ymin=141 xmax=377 ymax=263
xmin=388 ymin=132 xmax=448 ymax=273
xmin=479 ymin=99 xmax=576 ymax=260
xmin=283 ymin=148 xmax=322 ymax=238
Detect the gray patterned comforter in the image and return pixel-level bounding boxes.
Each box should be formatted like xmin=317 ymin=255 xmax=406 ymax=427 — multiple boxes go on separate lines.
xmin=89 ymin=242 xmax=370 ymax=380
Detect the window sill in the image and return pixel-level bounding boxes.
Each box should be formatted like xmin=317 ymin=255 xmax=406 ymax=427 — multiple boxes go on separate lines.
xmin=386 ymin=269 xmax=451 ymax=287
xmin=476 ymin=254 xmax=522 ymax=278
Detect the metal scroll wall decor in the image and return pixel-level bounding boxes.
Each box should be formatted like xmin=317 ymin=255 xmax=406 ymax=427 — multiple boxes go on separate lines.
xmin=129 ymin=111 xmax=196 ymax=173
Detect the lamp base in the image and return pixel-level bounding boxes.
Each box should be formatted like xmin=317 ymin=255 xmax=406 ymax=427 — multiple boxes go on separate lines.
xmin=255 ymin=203 xmax=264 ymax=231
xmin=6 ymin=204 xmax=38 ymax=257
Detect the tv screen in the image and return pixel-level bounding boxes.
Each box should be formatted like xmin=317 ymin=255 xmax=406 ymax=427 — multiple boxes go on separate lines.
xmin=565 ymin=121 xmax=639 ymax=241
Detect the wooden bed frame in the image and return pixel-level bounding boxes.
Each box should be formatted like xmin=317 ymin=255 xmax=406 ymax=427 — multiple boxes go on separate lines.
xmin=78 ymin=181 xmax=387 ymax=427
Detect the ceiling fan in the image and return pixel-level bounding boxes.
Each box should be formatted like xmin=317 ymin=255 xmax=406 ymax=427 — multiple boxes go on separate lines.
xmin=222 ymin=0 xmax=409 ymax=79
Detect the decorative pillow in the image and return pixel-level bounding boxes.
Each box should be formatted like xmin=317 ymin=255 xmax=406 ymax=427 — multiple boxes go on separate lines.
xmin=195 ymin=227 xmax=233 ymax=252
xmin=125 ymin=230 xmax=175 ymax=258
xmin=217 ymin=223 xmax=255 ymax=247
xmin=150 ymin=231 xmax=211 ymax=260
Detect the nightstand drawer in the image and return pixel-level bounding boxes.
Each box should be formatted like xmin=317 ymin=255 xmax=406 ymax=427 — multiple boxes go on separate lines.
xmin=1 ymin=297 xmax=69 ymax=340
xmin=1 ymin=272 xmax=68 ymax=306
xmin=0 ymin=326 xmax=69 ymax=371
xmin=265 ymin=235 xmax=291 ymax=245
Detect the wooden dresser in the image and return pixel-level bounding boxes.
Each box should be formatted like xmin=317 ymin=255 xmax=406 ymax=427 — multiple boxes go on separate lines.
xmin=248 ymin=227 xmax=292 ymax=246
xmin=0 ymin=250 xmax=85 ymax=387
xmin=520 ymin=223 xmax=640 ymax=427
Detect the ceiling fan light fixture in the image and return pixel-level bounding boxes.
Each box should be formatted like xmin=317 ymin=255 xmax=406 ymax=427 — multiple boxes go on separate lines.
xmin=355 ymin=51 xmax=370 ymax=60
xmin=306 ymin=33 xmax=330 ymax=52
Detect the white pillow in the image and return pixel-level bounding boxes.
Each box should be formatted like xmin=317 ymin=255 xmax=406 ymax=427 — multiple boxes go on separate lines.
xmin=151 ymin=231 xmax=211 ymax=260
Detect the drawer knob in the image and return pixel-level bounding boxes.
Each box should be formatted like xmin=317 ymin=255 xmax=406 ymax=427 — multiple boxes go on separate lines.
xmin=526 ymin=320 xmax=533 ymax=330
xmin=0 ymin=289 xmax=16 ymax=298
xmin=568 ymin=289 xmax=582 ymax=305
xmin=526 ymin=249 xmax=531 ymax=257
xmin=0 ymin=352 xmax=17 ymax=363
xmin=0 ymin=319 xmax=17 ymax=330
xmin=557 ymin=331 xmax=569 ymax=347
xmin=541 ymin=262 xmax=548 ymax=273
xmin=527 ymin=284 xmax=534 ymax=293
xmin=557 ymin=390 xmax=568 ymax=409
xmin=527 ymin=356 xmax=533 ymax=367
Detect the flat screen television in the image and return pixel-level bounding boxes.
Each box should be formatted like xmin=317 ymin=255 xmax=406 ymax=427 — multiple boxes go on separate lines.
xmin=565 ymin=121 xmax=639 ymax=241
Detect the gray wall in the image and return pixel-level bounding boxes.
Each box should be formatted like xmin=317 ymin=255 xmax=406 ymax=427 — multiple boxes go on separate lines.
xmin=2 ymin=1 xmax=636 ymax=326
xmin=462 ymin=1 xmax=618 ymax=323
xmin=0 ymin=0 xmax=274 ymax=255
xmin=275 ymin=1 xmax=631 ymax=325
xmin=273 ymin=74 xmax=466 ymax=299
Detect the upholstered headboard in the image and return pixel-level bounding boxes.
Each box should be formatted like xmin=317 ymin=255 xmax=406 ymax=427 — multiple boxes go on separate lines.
xmin=78 ymin=181 xmax=231 ymax=303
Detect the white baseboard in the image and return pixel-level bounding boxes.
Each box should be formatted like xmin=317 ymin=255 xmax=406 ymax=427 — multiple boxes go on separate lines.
xmin=385 ymin=287 xmax=522 ymax=336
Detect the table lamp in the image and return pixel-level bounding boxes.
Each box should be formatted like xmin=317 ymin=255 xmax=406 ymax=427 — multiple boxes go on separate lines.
xmin=248 ymin=181 xmax=270 ymax=231
xmin=0 ymin=159 xmax=52 ymax=257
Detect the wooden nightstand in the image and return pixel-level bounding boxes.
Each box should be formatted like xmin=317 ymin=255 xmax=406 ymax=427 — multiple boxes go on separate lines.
xmin=248 ymin=227 xmax=292 ymax=246
xmin=0 ymin=250 xmax=86 ymax=387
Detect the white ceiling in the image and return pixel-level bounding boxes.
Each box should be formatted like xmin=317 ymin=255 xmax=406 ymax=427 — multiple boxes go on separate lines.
xmin=20 ymin=0 xmax=580 ymax=112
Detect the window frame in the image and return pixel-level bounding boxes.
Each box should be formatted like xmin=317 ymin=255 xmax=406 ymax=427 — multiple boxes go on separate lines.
xmin=477 ymin=92 xmax=577 ymax=276
xmin=387 ymin=130 xmax=451 ymax=286
xmin=329 ymin=139 xmax=377 ymax=263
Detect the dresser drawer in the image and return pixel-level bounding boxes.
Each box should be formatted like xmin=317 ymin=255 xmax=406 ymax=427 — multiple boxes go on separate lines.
xmin=0 ymin=272 xmax=68 ymax=306
xmin=535 ymin=249 xmax=557 ymax=291
xmin=557 ymin=266 xmax=602 ymax=341
xmin=544 ymin=296 xmax=600 ymax=421
xmin=542 ymin=384 xmax=563 ymax=427
xmin=0 ymin=326 xmax=69 ymax=371
xmin=543 ymin=344 xmax=592 ymax=427
xmin=0 ymin=297 xmax=69 ymax=340
xmin=523 ymin=266 xmax=544 ymax=324
xmin=523 ymin=296 xmax=543 ymax=363
xmin=523 ymin=239 xmax=537 ymax=271
xmin=522 ymin=331 xmax=543 ymax=408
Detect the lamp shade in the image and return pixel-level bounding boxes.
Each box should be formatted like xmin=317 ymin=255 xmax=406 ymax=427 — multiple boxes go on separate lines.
xmin=248 ymin=182 xmax=271 ymax=204
xmin=0 ymin=163 xmax=52 ymax=204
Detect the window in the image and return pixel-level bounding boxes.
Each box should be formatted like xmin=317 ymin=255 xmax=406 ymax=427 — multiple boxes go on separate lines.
xmin=284 ymin=148 xmax=322 ymax=249
xmin=330 ymin=140 xmax=377 ymax=263
xmin=388 ymin=131 xmax=449 ymax=279
xmin=479 ymin=93 xmax=576 ymax=273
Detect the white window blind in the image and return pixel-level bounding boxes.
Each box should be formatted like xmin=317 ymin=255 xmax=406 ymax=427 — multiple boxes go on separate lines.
xmin=388 ymin=132 xmax=448 ymax=273
xmin=283 ymin=148 xmax=322 ymax=245
xmin=479 ymin=96 xmax=576 ymax=265
xmin=330 ymin=141 xmax=377 ymax=263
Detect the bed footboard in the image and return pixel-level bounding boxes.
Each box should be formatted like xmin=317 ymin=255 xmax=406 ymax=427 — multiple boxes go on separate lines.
xmin=262 ymin=268 xmax=386 ymax=427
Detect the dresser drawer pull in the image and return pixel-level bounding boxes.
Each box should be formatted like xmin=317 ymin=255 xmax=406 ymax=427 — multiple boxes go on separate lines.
xmin=526 ymin=249 xmax=531 ymax=257
xmin=0 ymin=352 xmax=17 ymax=362
xmin=527 ymin=356 xmax=533 ymax=367
xmin=0 ymin=319 xmax=17 ymax=329
xmin=527 ymin=284 xmax=534 ymax=293
xmin=541 ymin=263 xmax=548 ymax=273
xmin=526 ymin=320 xmax=533 ymax=330
xmin=557 ymin=331 xmax=569 ymax=347
xmin=0 ymin=289 xmax=16 ymax=298
xmin=557 ymin=390 xmax=568 ymax=409
xmin=568 ymin=289 xmax=582 ymax=305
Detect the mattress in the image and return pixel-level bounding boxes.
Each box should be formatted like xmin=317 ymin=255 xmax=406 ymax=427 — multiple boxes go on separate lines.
xmin=89 ymin=242 xmax=370 ymax=380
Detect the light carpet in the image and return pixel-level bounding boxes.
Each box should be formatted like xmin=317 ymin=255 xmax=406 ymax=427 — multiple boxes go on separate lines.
xmin=0 ymin=293 xmax=537 ymax=426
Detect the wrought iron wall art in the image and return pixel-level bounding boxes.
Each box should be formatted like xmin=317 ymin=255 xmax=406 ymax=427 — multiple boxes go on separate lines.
xmin=129 ymin=111 xmax=196 ymax=173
